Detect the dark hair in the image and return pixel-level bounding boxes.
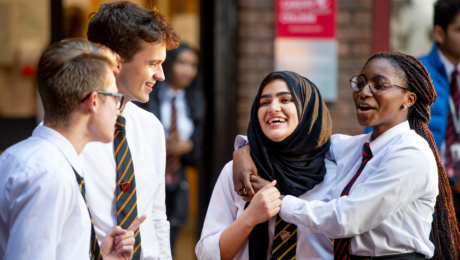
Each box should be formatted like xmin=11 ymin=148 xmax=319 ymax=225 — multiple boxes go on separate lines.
xmin=365 ymin=52 xmax=460 ymax=259
xmin=260 ymin=73 xmax=286 ymax=90
xmin=434 ymin=0 xmax=460 ymax=33
xmin=37 ymin=39 xmax=117 ymax=125
xmin=163 ymin=43 xmax=205 ymax=121
xmin=87 ymin=1 xmax=180 ymax=61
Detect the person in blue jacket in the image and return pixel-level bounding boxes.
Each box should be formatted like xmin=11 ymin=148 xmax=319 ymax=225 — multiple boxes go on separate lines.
xmin=365 ymin=0 xmax=460 ymax=221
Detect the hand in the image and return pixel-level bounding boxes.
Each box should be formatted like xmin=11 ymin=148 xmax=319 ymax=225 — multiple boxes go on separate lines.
xmin=243 ymin=180 xmax=281 ymax=226
xmin=233 ymin=145 xmax=258 ymax=199
xmin=166 ymin=139 xmax=193 ymax=156
xmin=100 ymin=215 xmax=147 ymax=260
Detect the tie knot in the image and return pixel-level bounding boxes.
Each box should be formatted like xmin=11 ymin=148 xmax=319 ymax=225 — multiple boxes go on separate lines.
xmin=362 ymin=142 xmax=373 ymax=160
xmin=116 ymin=116 xmax=126 ymax=131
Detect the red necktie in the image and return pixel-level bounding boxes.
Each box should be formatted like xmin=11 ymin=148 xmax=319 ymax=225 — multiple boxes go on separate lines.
xmin=445 ymin=70 xmax=460 ymax=177
xmin=334 ymin=142 xmax=373 ymax=260
xmin=166 ymin=97 xmax=182 ymax=176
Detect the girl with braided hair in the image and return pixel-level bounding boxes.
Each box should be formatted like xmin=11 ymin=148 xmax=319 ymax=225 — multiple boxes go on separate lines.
xmin=231 ymin=52 xmax=460 ymax=259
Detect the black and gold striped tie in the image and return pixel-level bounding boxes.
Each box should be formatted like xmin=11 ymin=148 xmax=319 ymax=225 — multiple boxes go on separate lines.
xmin=114 ymin=116 xmax=142 ymax=259
xmin=271 ymin=215 xmax=297 ymax=260
xmin=73 ymin=169 xmax=102 ymax=260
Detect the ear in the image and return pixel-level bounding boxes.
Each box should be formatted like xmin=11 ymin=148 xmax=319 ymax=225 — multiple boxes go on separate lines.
xmin=434 ymin=25 xmax=446 ymax=45
xmin=404 ymin=91 xmax=417 ymax=110
xmin=81 ymin=91 xmax=98 ymax=114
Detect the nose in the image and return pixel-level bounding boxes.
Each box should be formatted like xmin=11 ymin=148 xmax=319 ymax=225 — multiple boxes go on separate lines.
xmin=358 ymin=83 xmax=373 ymax=99
xmin=153 ymin=64 xmax=165 ymax=82
xmin=268 ymin=100 xmax=281 ymax=114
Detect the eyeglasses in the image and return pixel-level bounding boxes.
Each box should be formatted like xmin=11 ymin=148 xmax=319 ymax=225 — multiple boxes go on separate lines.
xmin=349 ymin=76 xmax=410 ymax=93
xmin=80 ymin=91 xmax=124 ymax=110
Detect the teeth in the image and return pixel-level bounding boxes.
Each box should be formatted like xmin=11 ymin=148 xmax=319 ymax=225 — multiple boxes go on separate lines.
xmin=145 ymin=83 xmax=154 ymax=87
xmin=269 ymin=118 xmax=286 ymax=124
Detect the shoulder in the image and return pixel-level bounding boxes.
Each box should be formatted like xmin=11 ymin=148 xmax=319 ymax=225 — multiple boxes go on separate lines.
xmin=329 ymin=133 xmax=369 ymax=160
xmin=124 ymin=102 xmax=165 ymax=137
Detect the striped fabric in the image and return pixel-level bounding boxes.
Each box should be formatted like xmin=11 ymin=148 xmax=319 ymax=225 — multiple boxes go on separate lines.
xmin=270 ymin=215 xmax=297 ymax=260
xmin=445 ymin=70 xmax=460 ymax=176
xmin=334 ymin=142 xmax=373 ymax=260
xmin=114 ymin=116 xmax=141 ymax=260
xmin=73 ymin=169 xmax=102 ymax=260
xmin=166 ymin=97 xmax=182 ymax=175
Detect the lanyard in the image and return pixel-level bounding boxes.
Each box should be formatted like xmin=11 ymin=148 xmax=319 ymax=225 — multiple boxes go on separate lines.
xmin=448 ymin=96 xmax=460 ymax=135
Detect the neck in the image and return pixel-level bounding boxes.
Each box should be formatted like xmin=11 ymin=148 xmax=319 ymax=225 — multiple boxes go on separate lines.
xmin=169 ymin=80 xmax=182 ymax=91
xmin=44 ymin=119 xmax=92 ymax=155
xmin=439 ymin=44 xmax=460 ymax=67
xmin=371 ymin=119 xmax=406 ymax=141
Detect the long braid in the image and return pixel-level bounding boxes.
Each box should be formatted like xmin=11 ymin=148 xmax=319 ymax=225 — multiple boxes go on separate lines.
xmin=366 ymin=52 xmax=460 ymax=259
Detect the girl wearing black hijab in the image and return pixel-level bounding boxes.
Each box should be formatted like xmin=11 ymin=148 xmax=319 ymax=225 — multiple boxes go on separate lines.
xmin=196 ymin=71 xmax=335 ymax=260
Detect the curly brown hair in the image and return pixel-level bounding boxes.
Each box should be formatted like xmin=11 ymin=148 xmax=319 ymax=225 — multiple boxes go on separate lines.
xmin=87 ymin=1 xmax=180 ymax=61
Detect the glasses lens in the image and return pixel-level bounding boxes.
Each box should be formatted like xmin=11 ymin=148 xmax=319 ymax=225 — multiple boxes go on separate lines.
xmin=350 ymin=76 xmax=366 ymax=91
xmin=370 ymin=77 xmax=385 ymax=93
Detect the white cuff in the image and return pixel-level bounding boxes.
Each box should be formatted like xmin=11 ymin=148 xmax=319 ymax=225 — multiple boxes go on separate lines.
xmin=280 ymin=195 xmax=301 ymax=224
xmin=234 ymin=135 xmax=249 ymax=150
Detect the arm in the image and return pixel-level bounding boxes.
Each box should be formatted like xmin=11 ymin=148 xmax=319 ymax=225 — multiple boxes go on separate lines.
xmin=152 ymin=129 xmax=172 ymax=259
xmin=196 ymin=163 xmax=280 ymax=260
xmin=280 ymin=148 xmax=436 ymax=238
xmin=233 ymin=144 xmax=259 ymax=200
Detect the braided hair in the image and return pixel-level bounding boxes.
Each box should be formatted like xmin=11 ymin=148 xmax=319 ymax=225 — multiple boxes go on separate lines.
xmin=365 ymin=52 xmax=460 ymax=259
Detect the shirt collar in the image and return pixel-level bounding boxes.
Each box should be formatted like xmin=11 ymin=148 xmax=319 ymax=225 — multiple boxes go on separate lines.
xmin=164 ymin=86 xmax=185 ymax=100
xmin=437 ymin=48 xmax=460 ymax=82
xmin=32 ymin=124 xmax=83 ymax=176
xmin=367 ymin=121 xmax=410 ymax=155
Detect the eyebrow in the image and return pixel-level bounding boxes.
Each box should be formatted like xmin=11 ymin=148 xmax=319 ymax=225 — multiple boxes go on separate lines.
xmin=359 ymin=74 xmax=391 ymax=80
xmin=147 ymin=59 xmax=163 ymax=63
xmin=260 ymin=91 xmax=292 ymax=99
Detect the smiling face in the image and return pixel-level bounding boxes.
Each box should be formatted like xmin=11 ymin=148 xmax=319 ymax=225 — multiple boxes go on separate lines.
xmin=170 ymin=49 xmax=199 ymax=90
xmin=353 ymin=58 xmax=416 ymax=138
xmin=258 ymin=79 xmax=299 ymax=142
xmin=115 ymin=42 xmax=166 ymax=105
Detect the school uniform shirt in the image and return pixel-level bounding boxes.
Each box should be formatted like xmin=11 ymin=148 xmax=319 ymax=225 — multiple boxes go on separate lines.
xmin=196 ymin=159 xmax=338 ymax=260
xmin=80 ymin=101 xmax=171 ymax=260
xmin=280 ymin=121 xmax=438 ymax=258
xmin=0 ymin=125 xmax=91 ymax=260
xmin=159 ymin=86 xmax=194 ymax=140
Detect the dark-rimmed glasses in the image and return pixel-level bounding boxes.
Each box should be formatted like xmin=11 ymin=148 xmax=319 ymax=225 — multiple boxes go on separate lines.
xmin=80 ymin=91 xmax=124 ymax=110
xmin=349 ymin=76 xmax=410 ymax=93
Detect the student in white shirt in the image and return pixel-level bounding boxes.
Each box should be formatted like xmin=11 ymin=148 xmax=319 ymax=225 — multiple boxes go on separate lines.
xmin=233 ymin=52 xmax=460 ymax=259
xmin=80 ymin=2 xmax=180 ymax=259
xmin=0 ymin=39 xmax=145 ymax=260
xmin=196 ymin=71 xmax=337 ymax=260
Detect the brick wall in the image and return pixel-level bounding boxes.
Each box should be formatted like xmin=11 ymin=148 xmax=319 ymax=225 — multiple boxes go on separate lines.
xmin=236 ymin=0 xmax=373 ymax=136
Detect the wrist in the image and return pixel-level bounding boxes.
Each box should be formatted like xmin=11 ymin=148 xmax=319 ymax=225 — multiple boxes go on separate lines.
xmin=239 ymin=208 xmax=258 ymax=228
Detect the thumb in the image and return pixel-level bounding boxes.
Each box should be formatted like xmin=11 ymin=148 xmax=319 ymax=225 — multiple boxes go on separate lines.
xmin=127 ymin=214 xmax=148 ymax=232
xmin=107 ymin=226 xmax=127 ymax=238
xmin=259 ymin=180 xmax=276 ymax=192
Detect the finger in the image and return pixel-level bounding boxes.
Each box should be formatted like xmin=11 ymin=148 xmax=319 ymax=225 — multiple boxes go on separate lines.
xmin=107 ymin=225 xmax=127 ymax=238
xmin=116 ymin=237 xmax=135 ymax=250
xmin=270 ymin=198 xmax=282 ymax=208
xmin=127 ymin=214 xmax=147 ymax=232
xmin=234 ymin=179 xmax=244 ymax=192
xmin=115 ymin=230 xmax=135 ymax=244
xmin=243 ymin=195 xmax=252 ymax=202
xmin=117 ymin=245 xmax=134 ymax=255
xmin=243 ymin=173 xmax=255 ymax=197
xmin=259 ymin=180 xmax=276 ymax=191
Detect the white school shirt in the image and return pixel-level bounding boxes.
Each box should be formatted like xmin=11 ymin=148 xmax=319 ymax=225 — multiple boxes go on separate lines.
xmin=196 ymin=159 xmax=338 ymax=260
xmin=0 ymin=125 xmax=91 ymax=260
xmin=280 ymin=121 xmax=438 ymax=258
xmin=80 ymin=102 xmax=171 ymax=260
xmin=159 ymin=86 xmax=194 ymax=140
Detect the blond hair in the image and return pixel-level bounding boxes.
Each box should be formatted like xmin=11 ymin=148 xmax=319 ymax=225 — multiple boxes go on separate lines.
xmin=37 ymin=38 xmax=118 ymax=125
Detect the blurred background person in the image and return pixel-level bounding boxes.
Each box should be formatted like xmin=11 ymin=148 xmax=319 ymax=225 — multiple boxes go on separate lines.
xmin=137 ymin=43 xmax=206 ymax=251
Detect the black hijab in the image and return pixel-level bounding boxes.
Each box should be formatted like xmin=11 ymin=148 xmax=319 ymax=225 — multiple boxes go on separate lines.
xmin=246 ymin=71 xmax=332 ymax=258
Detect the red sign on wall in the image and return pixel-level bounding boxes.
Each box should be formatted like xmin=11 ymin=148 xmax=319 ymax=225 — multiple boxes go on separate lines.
xmin=276 ymin=0 xmax=335 ymax=38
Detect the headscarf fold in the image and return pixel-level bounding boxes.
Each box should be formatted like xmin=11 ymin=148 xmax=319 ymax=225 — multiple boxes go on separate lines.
xmin=246 ymin=71 xmax=332 ymax=258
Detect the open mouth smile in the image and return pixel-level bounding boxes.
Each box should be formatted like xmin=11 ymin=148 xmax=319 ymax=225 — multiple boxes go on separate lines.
xmin=267 ymin=117 xmax=287 ymax=126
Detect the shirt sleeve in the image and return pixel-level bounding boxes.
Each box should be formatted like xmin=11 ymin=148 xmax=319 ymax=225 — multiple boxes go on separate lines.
xmin=3 ymin=158 xmax=74 ymax=260
xmin=234 ymin=135 xmax=249 ymax=150
xmin=280 ymin=147 xmax=436 ymax=238
xmin=196 ymin=162 xmax=239 ymax=260
xmin=151 ymin=129 xmax=172 ymax=260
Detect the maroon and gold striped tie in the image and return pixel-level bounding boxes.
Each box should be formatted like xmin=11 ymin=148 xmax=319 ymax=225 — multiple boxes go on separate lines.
xmin=445 ymin=70 xmax=460 ymax=177
xmin=166 ymin=97 xmax=182 ymax=175
xmin=114 ymin=116 xmax=141 ymax=259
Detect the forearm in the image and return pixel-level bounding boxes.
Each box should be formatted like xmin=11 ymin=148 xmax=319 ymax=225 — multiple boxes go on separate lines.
xmin=219 ymin=211 xmax=255 ymax=260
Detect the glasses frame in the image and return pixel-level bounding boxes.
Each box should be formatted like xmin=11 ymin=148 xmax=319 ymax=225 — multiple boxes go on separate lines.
xmin=80 ymin=91 xmax=124 ymax=110
xmin=349 ymin=75 xmax=411 ymax=93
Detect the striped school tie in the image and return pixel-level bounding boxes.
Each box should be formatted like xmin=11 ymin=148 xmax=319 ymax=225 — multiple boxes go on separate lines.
xmin=166 ymin=97 xmax=182 ymax=175
xmin=334 ymin=142 xmax=373 ymax=260
xmin=73 ymin=169 xmax=102 ymax=260
xmin=114 ymin=116 xmax=142 ymax=259
xmin=445 ymin=70 xmax=460 ymax=177
xmin=270 ymin=215 xmax=297 ymax=260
